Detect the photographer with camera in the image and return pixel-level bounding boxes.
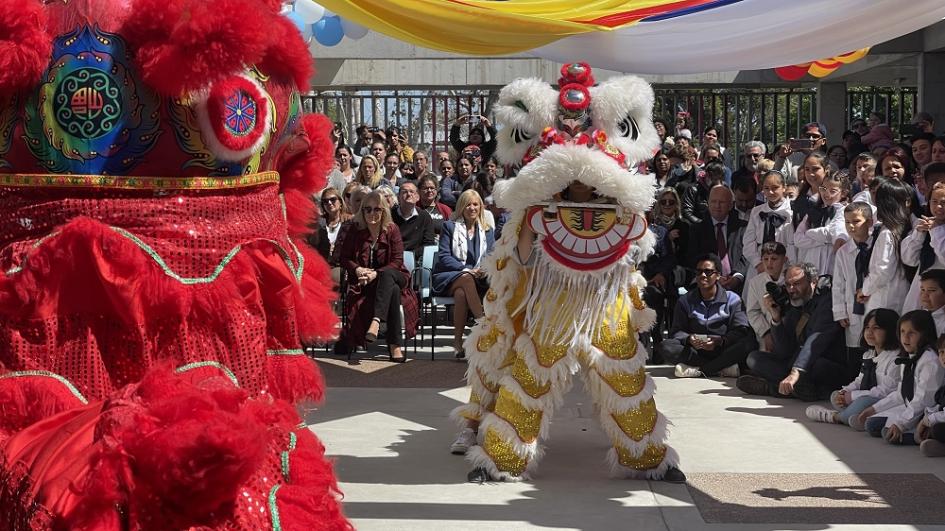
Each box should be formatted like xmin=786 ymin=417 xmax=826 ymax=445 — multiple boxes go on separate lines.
xmin=655 ymin=254 xmax=755 ymax=379
xmin=773 ymin=122 xmax=828 ymax=182
xmin=744 ymin=242 xmax=789 ymax=352
xmin=737 ymin=262 xmax=847 ymax=401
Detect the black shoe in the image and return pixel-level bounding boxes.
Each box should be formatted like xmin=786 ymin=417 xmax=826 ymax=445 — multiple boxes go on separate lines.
xmin=454 ymin=348 xmax=466 ymax=360
xmin=332 ymin=342 xmax=350 ymax=356
xmin=791 ymin=380 xmax=823 ymax=402
xmin=467 ymin=466 xmax=498 ymax=484
xmin=389 ymin=354 xmax=407 ymax=363
xmin=365 ymin=318 xmax=380 ymax=343
xmin=736 ymin=375 xmax=772 ymax=396
xmin=662 ymin=467 xmax=687 ymax=484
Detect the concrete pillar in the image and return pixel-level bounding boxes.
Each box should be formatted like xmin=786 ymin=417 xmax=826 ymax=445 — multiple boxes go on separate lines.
xmin=918 ymin=52 xmax=945 ymax=131
xmin=817 ymin=81 xmax=847 ymax=146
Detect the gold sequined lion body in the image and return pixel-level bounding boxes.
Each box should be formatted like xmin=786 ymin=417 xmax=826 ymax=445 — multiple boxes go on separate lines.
xmin=451 ymin=63 xmax=678 ymax=481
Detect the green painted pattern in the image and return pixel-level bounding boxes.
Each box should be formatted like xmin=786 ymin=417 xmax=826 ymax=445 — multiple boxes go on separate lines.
xmin=174 ymin=361 xmax=240 ymax=386
xmin=0 ymin=370 xmax=89 ymax=404
xmin=268 ymin=484 xmax=283 ymax=531
xmin=280 ymin=431 xmax=298 ymax=482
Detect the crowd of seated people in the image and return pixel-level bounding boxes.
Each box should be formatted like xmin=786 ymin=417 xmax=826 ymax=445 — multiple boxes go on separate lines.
xmin=646 ymin=113 xmax=945 ymax=459
xmin=313 ymin=113 xmax=945 ymax=458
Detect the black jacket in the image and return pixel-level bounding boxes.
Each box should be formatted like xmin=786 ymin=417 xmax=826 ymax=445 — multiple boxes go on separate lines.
xmin=392 ymin=206 xmax=436 ymax=259
xmin=770 ymin=287 xmax=844 ymax=372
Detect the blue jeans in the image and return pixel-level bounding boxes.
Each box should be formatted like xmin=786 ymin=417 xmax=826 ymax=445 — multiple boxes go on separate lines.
xmin=829 ymin=392 xmax=879 ymax=428
xmin=865 ymin=415 xmax=917 ymax=445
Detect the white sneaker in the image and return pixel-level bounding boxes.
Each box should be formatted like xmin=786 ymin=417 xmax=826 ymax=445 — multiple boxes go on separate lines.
xmin=450 ymin=428 xmax=477 ymax=454
xmin=805 ymin=404 xmax=839 ymax=424
xmin=674 ymin=363 xmax=703 ymax=378
xmin=718 ymin=364 xmax=741 ymax=378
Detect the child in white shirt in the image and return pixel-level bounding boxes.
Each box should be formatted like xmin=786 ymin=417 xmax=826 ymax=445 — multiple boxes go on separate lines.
xmin=743 ymin=170 xmax=794 ymax=281
xmin=859 ymin=310 xmax=945 ymax=445
xmin=833 ymin=202 xmax=876 ymax=348
xmin=902 ymin=179 xmax=945 ymax=312
xmin=916 ymin=336 xmax=945 ymax=457
xmin=743 ymin=242 xmax=787 ymax=351
xmin=858 ymin=178 xmax=912 ymax=315
xmin=794 ymin=169 xmax=848 ymax=277
xmin=806 ymin=308 xmax=901 ymax=429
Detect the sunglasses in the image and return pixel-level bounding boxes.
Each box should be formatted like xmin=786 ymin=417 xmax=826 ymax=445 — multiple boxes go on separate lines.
xmin=696 ymin=268 xmax=719 ymax=277
xmin=748 ymin=153 xmax=764 ymax=159
xmin=362 ymin=206 xmax=385 ymax=214
xmin=322 ymin=196 xmax=340 ymax=204
xmin=659 ymin=199 xmax=677 ymax=206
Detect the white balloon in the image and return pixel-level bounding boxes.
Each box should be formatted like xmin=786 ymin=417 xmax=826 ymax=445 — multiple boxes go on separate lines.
xmin=341 ymin=18 xmax=369 ymax=40
xmin=294 ymin=0 xmax=325 ymax=24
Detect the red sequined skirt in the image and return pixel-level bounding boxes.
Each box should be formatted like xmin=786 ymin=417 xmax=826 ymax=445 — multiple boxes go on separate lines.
xmin=0 ymin=180 xmax=337 ymax=402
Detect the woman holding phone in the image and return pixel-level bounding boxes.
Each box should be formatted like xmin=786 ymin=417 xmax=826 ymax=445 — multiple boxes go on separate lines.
xmin=450 ymin=113 xmax=498 ymax=165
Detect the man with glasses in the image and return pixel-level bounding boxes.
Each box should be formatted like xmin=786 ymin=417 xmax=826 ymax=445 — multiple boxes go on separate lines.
xmin=686 ymin=185 xmax=748 ymax=294
xmin=773 ymin=122 xmax=828 ymax=181
xmin=732 ymin=140 xmax=767 ymax=185
xmin=392 ymin=181 xmax=435 ymax=260
xmin=737 ymin=262 xmax=846 ymax=401
xmin=655 ymin=254 xmax=755 ymax=378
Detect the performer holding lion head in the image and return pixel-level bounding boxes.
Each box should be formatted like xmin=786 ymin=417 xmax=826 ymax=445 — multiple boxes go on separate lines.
xmin=451 ymin=63 xmax=685 ymax=484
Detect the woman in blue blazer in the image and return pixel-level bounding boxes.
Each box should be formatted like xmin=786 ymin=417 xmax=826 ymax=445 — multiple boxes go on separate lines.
xmin=433 ymin=190 xmax=495 ymax=358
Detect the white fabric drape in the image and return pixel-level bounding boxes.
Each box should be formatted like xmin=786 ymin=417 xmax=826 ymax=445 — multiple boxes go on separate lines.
xmin=532 ymin=0 xmax=945 ymax=74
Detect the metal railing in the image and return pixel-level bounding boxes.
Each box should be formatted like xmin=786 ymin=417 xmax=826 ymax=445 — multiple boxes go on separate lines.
xmin=304 ymin=85 xmax=918 ymax=157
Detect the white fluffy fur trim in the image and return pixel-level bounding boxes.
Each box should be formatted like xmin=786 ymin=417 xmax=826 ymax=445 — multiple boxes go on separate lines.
xmin=632 ymin=306 xmax=658 ymax=333
xmin=464 ymin=446 xmax=531 ymax=482
xmin=581 ymin=341 xmax=647 ymax=374
xmin=589 ymin=75 xmax=661 ymax=166
xmin=494 ymin=146 xmax=657 ymax=216
xmin=582 ymin=370 xmax=657 ymax=413
xmin=496 ymin=375 xmax=567 ymax=439
xmin=494 ymin=78 xmax=559 ymax=166
xmin=477 ymin=413 xmax=545 ymax=463
xmin=515 ymin=334 xmax=581 ymax=386
xmin=597 ymin=410 xmax=670 ymax=459
xmin=606 ymin=444 xmax=679 ymax=481
xmin=450 ymin=403 xmax=487 ymax=427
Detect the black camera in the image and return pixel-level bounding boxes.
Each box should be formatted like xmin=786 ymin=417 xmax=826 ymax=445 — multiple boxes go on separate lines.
xmin=765 ymin=281 xmax=790 ymax=309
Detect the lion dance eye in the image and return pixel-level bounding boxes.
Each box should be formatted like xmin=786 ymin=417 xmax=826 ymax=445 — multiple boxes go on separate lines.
xmin=617 ymin=114 xmax=639 ymax=141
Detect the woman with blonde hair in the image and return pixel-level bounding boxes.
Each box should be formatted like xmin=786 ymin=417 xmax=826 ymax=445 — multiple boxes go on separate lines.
xmin=355 ymin=154 xmax=391 ymax=190
xmin=336 ymin=190 xmax=418 ymax=361
xmin=433 ymin=189 xmax=495 ymax=358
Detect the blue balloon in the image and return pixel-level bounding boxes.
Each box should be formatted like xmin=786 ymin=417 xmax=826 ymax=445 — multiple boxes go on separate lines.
xmin=314 ymin=15 xmax=345 ymax=47
xmin=287 ymin=11 xmax=308 ymax=34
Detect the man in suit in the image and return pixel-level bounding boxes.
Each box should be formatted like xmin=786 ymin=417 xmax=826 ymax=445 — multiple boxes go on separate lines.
xmin=686 ymin=184 xmax=748 ymax=294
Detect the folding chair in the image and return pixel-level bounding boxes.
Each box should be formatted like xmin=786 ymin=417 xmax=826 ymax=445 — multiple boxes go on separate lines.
xmin=419 ymin=245 xmax=454 ymax=360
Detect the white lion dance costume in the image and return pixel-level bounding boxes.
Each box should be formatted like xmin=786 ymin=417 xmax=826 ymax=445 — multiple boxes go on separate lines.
xmin=452 ymin=63 xmax=679 ymax=482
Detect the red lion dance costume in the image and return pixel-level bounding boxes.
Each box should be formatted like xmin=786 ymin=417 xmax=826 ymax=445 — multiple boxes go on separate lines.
xmin=0 ymin=1 xmax=351 ymax=529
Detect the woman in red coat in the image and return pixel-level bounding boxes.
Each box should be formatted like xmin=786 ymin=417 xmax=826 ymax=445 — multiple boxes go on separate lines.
xmin=338 ymin=191 xmax=419 ymax=361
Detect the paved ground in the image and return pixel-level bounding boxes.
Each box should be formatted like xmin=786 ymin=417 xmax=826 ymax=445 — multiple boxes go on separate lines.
xmin=303 ymin=341 xmax=945 ymax=531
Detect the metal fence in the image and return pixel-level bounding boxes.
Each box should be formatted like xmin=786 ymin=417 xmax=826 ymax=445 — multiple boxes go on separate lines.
xmin=304 ymin=85 xmax=918 ymax=157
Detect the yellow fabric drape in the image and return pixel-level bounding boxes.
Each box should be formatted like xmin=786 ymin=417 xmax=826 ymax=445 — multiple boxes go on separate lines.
xmin=315 ymin=0 xmax=716 ymax=55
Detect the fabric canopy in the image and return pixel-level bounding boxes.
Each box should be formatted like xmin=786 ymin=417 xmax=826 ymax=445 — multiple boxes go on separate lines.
xmin=314 ymin=0 xmax=945 ymax=74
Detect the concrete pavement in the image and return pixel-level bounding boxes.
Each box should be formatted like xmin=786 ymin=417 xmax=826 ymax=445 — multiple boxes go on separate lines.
xmin=303 ymin=357 xmax=945 ymax=531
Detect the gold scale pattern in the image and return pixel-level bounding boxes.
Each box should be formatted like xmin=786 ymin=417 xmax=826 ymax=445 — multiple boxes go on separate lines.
xmin=610 ymin=398 xmax=658 ymax=441
xmin=493 ymin=387 xmax=543 ymax=443
xmin=616 ymin=443 xmax=668 ymax=471
xmin=484 ymin=428 xmax=528 ymax=476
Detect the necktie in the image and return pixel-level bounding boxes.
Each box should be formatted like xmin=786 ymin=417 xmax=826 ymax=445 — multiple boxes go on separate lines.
xmin=920 ymin=232 xmax=936 ymax=273
xmin=853 ymin=241 xmax=870 ymax=315
xmin=859 ymin=357 xmax=878 ymax=391
xmin=716 ymin=222 xmax=731 ymax=276
xmin=896 ymin=355 xmax=919 ymax=402
xmin=759 ymin=211 xmax=784 ymax=243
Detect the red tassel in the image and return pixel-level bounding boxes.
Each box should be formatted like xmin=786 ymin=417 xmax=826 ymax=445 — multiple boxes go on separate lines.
xmin=266 ymin=354 xmax=325 ymax=403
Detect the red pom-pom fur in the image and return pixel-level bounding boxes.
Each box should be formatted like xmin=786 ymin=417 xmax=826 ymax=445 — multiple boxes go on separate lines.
xmin=0 ymin=0 xmax=51 ymax=97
